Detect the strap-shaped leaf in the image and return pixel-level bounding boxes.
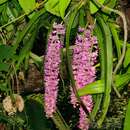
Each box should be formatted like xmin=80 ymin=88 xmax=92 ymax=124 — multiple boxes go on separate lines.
xmin=109 ymin=23 xmax=121 ymax=61
xmin=78 ymin=80 xmax=104 ymax=96
xmin=96 ymin=15 xmax=113 ymax=127
xmin=123 ymin=48 xmax=130 ymax=68
xmin=78 ymin=71 xmax=130 ymax=96
xmin=124 ymin=100 xmax=130 ymax=130
xmin=91 ymin=22 xmax=105 ymax=120
xmin=115 ymin=73 xmax=130 ymax=90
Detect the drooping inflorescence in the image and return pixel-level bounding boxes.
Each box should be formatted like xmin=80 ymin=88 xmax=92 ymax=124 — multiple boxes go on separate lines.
xmin=44 ymin=23 xmax=98 ymax=130
xmin=70 ymin=26 xmax=98 ymax=130
xmin=44 ymin=22 xmax=65 ymax=117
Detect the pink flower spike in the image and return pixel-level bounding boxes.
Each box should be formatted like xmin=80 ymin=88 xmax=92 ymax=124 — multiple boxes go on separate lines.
xmin=70 ymin=26 xmax=98 ymax=130
xmin=44 ymin=23 xmax=65 ymax=118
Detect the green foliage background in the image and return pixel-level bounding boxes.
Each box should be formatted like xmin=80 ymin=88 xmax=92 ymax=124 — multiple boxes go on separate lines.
xmin=0 ymin=0 xmax=130 ymax=130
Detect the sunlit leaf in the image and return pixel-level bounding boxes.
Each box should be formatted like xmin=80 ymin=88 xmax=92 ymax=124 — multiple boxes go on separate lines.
xmin=59 ymin=0 xmax=71 ymax=19
xmin=78 ymin=72 xmax=130 ymax=97
xmin=18 ymin=0 xmax=36 ymax=13
xmin=45 ymin=0 xmax=60 ymax=16
xmin=101 ymin=0 xmax=117 ymax=14
xmin=115 ymin=73 xmax=130 ymax=90
xmin=78 ymin=80 xmax=104 ymax=96
xmin=90 ymin=0 xmax=105 ymax=14
xmin=0 ymin=0 xmax=7 ymax=5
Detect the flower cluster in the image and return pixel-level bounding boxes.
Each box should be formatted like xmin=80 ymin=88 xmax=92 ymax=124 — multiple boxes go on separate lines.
xmin=44 ymin=23 xmax=65 ymax=117
xmin=70 ymin=26 xmax=98 ymax=130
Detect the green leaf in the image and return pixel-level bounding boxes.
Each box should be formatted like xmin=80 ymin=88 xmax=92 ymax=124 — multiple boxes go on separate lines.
xmin=72 ymin=12 xmax=79 ymax=28
xmin=18 ymin=0 xmax=36 ymax=13
xmin=0 ymin=62 xmax=9 ymax=71
xmin=26 ymin=94 xmax=70 ymax=130
xmin=78 ymin=80 xmax=104 ymax=96
xmin=0 ymin=82 xmax=9 ymax=91
xmin=115 ymin=72 xmax=130 ymax=90
xmin=25 ymin=98 xmax=52 ymax=130
xmin=45 ymin=0 xmax=60 ymax=16
xmin=79 ymin=7 xmax=85 ymax=27
xmin=0 ymin=45 xmax=14 ymax=60
xmin=96 ymin=15 xmax=113 ymax=127
xmin=78 ymin=72 xmax=130 ymax=97
xmin=124 ymin=100 xmax=130 ymax=130
xmin=90 ymin=0 xmax=105 ymax=14
xmin=2 ymin=5 xmax=8 ymax=23
xmin=0 ymin=0 xmax=7 ymax=5
xmin=59 ymin=0 xmax=71 ymax=19
xmin=124 ymin=48 xmax=130 ymax=68
xmin=0 ymin=4 xmax=4 ymax=13
xmin=0 ymin=45 xmax=14 ymax=71
xmin=91 ymin=23 xmax=105 ymax=120
xmin=77 ymin=71 xmax=130 ymax=99
xmin=52 ymin=110 xmax=70 ymax=130
xmin=102 ymin=0 xmax=117 ymax=14
xmin=13 ymin=8 xmax=46 ymax=50
xmin=16 ymin=28 xmax=37 ymax=69
xmin=109 ymin=23 xmax=121 ymax=61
